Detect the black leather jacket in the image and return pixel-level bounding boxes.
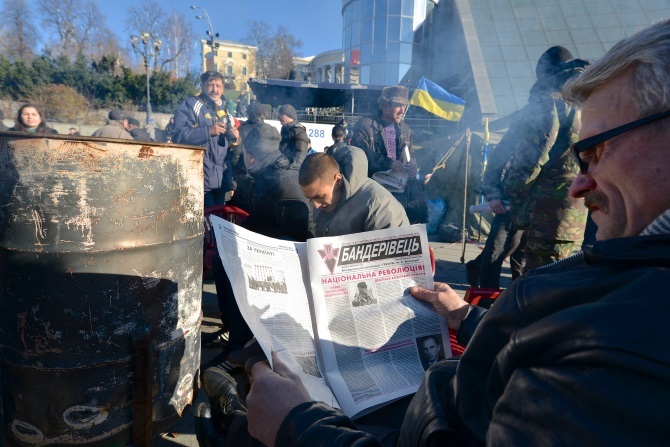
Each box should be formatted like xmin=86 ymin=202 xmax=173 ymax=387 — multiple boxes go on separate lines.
xmin=275 ymin=234 xmax=670 ymax=446
xmin=350 ymin=110 xmax=413 ymax=178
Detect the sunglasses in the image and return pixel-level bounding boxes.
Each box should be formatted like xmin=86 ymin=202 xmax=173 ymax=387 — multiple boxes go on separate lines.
xmin=570 ymin=109 xmax=670 ymax=174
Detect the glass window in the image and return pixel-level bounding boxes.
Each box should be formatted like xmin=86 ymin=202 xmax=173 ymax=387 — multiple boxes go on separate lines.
xmin=352 ymin=20 xmax=361 ymax=45
xmin=373 ymin=42 xmax=386 ymax=63
xmin=387 ymin=16 xmax=401 ymax=41
xmin=386 ymin=64 xmax=399 ymax=84
xmin=387 ymin=42 xmax=400 ymax=62
xmin=362 ymin=18 xmax=373 ymax=43
xmin=344 ymin=4 xmax=350 ymax=24
xmin=400 ymin=43 xmax=413 ymax=64
xmin=371 ymin=63 xmax=385 ymax=85
xmin=402 ymin=0 xmax=414 ymax=16
xmin=352 ymin=0 xmax=361 ymax=21
xmin=389 ymin=0 xmax=402 ymax=15
xmin=362 ymin=0 xmax=374 ymax=17
xmin=398 ymin=63 xmax=411 ymax=82
xmin=374 ymin=16 xmax=387 ymax=42
xmin=375 ymin=0 xmax=387 ymax=17
xmin=401 ymin=17 xmax=414 ymax=42
xmin=361 ymin=43 xmax=373 ymax=63
xmin=227 ymin=65 xmax=233 ymax=75
xmin=344 ymin=25 xmax=352 ymax=50
xmin=228 ymin=51 xmax=232 ymax=57
xmin=242 ymin=67 xmax=247 ymax=75
xmin=360 ymin=65 xmax=371 ymax=85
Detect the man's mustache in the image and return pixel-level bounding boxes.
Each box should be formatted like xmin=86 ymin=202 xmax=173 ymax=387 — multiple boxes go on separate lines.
xmin=584 ymin=191 xmax=609 ymax=212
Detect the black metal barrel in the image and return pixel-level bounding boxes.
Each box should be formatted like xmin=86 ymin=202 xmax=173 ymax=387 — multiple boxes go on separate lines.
xmin=0 ymin=132 xmax=205 ymax=446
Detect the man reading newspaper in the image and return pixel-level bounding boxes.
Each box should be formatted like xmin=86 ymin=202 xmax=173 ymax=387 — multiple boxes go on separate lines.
xmin=199 ymin=19 xmax=670 ymax=447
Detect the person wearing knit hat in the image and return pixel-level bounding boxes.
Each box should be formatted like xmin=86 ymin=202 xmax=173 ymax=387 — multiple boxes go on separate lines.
xmin=127 ymin=117 xmax=152 ymax=142
xmin=494 ymin=45 xmax=588 ymax=271
xmin=92 ymin=109 xmax=133 ymax=140
xmin=228 ymin=101 xmax=268 ymax=211
xmin=208 ymin=122 xmax=312 ymax=368
xmin=277 ymin=103 xmax=309 ymax=167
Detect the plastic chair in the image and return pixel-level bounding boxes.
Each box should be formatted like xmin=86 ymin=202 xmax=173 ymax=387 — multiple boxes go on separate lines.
xmin=448 ymin=287 xmax=502 ymax=356
xmin=203 ymin=204 xmax=249 ymax=277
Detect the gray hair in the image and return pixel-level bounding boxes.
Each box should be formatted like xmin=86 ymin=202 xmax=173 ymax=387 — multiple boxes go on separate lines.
xmin=564 ymin=18 xmax=670 ymax=118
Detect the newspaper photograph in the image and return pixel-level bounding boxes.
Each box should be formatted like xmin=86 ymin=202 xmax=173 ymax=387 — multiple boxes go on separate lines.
xmin=210 ymin=216 xmax=339 ymax=408
xmin=307 ymin=224 xmax=449 ymax=418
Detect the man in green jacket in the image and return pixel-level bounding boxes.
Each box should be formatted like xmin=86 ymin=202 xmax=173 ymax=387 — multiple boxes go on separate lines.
xmin=503 ymin=46 xmax=589 ymax=269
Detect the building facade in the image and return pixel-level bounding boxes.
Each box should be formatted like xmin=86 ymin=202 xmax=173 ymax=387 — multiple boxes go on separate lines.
xmin=339 ymin=0 xmax=670 ymax=121
xmin=342 ymin=0 xmax=432 ymax=86
xmin=310 ymin=50 xmax=346 ymax=83
xmin=197 ymin=39 xmax=257 ymax=91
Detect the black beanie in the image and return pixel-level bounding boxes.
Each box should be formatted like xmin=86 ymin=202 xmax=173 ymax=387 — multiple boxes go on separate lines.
xmin=536 ymin=46 xmax=573 ymax=80
xmin=278 ymin=104 xmax=297 ymax=121
xmin=247 ymin=102 xmax=265 ymax=123
xmin=109 ymin=109 xmax=129 ymax=121
xmin=245 ymin=123 xmax=280 ymax=159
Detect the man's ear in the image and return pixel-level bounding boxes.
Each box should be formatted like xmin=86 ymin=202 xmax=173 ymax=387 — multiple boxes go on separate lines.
xmin=334 ymin=173 xmax=343 ymax=184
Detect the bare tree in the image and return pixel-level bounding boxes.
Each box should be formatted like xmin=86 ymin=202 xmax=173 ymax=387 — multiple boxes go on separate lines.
xmin=159 ymin=11 xmax=194 ymax=77
xmin=244 ymin=20 xmax=303 ymax=80
xmin=38 ymin=0 xmax=116 ymax=59
xmin=126 ymin=0 xmax=192 ymax=75
xmin=0 ymin=0 xmax=39 ymax=62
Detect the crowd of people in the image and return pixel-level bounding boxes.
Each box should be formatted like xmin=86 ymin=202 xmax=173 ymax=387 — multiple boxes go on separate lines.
xmin=4 ymin=18 xmax=670 ymax=446
xmin=191 ymin=19 xmax=670 ymax=447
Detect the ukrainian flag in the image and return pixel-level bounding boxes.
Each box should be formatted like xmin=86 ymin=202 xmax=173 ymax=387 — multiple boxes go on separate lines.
xmin=410 ymin=77 xmax=465 ymax=121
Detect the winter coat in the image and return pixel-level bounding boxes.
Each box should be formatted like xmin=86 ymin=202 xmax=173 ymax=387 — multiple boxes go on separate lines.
xmin=279 ymin=121 xmax=309 ymax=166
xmin=275 ymin=232 xmax=670 ymax=447
xmin=91 ymin=120 xmax=132 ymax=140
xmin=313 ymin=145 xmax=408 ymax=237
xmin=350 ymin=109 xmax=414 ymax=177
xmin=502 ymin=70 xmax=587 ymax=242
xmin=243 ymin=151 xmax=313 ymax=241
xmin=172 ymin=94 xmax=237 ymax=193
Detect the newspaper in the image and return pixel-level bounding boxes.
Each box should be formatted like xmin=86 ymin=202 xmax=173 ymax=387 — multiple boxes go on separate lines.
xmin=211 ymin=217 xmax=450 ymax=418
xmin=372 ymin=169 xmax=409 ymax=193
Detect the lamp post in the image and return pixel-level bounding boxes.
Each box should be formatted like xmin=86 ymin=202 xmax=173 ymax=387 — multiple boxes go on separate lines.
xmin=191 ymin=5 xmax=220 ymax=72
xmin=130 ymin=32 xmax=162 ymax=126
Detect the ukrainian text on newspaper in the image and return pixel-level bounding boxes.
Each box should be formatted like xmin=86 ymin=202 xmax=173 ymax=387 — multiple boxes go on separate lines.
xmin=307 ymin=225 xmax=450 ymax=418
xmin=211 ymin=216 xmax=339 ymax=408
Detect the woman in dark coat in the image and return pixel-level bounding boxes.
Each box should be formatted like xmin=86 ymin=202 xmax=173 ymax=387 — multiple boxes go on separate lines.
xmin=9 ymin=104 xmax=58 ymax=134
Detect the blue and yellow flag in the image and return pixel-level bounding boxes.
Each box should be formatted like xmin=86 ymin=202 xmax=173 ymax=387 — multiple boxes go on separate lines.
xmin=410 ymin=77 xmax=465 ymax=121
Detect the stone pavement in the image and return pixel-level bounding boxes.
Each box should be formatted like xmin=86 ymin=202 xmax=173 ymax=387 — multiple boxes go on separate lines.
xmin=152 ymin=239 xmax=512 ymax=446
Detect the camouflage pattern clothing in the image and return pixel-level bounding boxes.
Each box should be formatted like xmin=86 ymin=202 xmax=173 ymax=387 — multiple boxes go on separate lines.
xmin=502 ymin=90 xmax=587 ymax=267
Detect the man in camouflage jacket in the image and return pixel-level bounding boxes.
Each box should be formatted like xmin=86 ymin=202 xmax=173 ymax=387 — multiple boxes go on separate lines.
xmin=503 ymin=47 xmax=588 ymax=269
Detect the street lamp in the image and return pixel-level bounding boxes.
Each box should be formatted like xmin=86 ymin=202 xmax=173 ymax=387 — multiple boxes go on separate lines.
xmin=191 ymin=5 xmax=220 ymax=71
xmin=130 ymin=32 xmax=162 ymax=127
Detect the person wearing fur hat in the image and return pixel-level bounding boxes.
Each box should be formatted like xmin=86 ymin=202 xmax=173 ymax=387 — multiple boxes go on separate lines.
xmin=351 ymin=85 xmax=427 ymax=224
xmin=351 ymin=85 xmax=414 ymax=177
xmin=92 ymin=109 xmax=133 ymax=139
xmin=277 ymin=103 xmax=309 ymax=167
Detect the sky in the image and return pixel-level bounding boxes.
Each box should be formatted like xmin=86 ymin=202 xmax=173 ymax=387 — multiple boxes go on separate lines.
xmin=95 ymin=0 xmax=344 ymax=69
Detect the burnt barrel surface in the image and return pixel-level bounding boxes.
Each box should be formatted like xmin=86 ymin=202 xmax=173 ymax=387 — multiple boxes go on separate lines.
xmin=0 ymin=133 xmax=204 ymax=446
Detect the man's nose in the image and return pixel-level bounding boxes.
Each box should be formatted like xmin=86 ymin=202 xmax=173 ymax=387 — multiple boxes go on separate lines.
xmin=569 ymin=172 xmax=596 ymax=198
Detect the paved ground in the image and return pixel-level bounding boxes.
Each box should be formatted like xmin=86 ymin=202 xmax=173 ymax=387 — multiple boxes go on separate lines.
xmin=151 ymin=238 xmax=512 ymax=446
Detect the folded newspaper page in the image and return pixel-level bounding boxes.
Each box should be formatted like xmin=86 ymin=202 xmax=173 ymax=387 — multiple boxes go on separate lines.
xmin=211 ymin=217 xmax=450 ymax=418
xmin=306 ymin=225 xmax=448 ymax=417
xmin=372 ymin=169 xmax=409 ymax=193
xmin=210 ymin=216 xmax=339 ymax=409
